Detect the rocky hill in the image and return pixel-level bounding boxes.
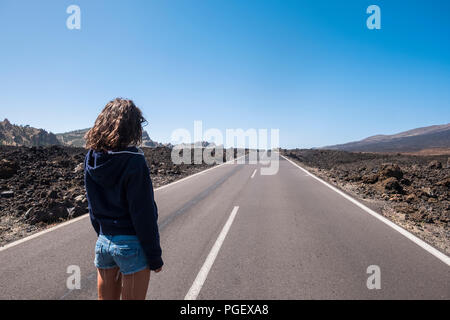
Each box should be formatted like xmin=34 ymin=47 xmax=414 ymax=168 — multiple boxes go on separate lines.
xmin=323 ymin=123 xmax=450 ymax=153
xmin=55 ymin=128 xmax=89 ymax=147
xmin=0 ymin=119 xmax=164 ymax=148
xmin=55 ymin=128 xmax=164 ymax=148
xmin=0 ymin=119 xmax=61 ymax=147
xmin=141 ymin=130 xmax=166 ymax=148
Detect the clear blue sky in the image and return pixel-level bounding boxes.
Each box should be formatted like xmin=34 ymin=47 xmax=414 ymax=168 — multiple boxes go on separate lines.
xmin=1 ymin=0 xmax=449 ymax=148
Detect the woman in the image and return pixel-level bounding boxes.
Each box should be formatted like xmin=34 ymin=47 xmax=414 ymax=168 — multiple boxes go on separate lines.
xmin=84 ymin=98 xmax=163 ymax=300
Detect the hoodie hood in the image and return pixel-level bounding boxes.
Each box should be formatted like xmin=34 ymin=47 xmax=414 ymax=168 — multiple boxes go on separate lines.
xmin=85 ymin=147 xmax=144 ymax=188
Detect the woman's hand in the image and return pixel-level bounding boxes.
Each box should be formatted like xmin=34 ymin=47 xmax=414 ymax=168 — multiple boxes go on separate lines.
xmin=153 ymin=267 xmax=162 ymax=273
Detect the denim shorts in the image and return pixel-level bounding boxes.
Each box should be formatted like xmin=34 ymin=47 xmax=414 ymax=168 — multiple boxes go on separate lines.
xmin=94 ymin=234 xmax=148 ymax=275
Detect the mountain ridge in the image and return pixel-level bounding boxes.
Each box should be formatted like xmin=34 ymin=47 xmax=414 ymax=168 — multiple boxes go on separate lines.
xmin=0 ymin=119 xmax=61 ymax=147
xmin=0 ymin=119 xmax=164 ymax=148
xmin=323 ymin=123 xmax=450 ymax=153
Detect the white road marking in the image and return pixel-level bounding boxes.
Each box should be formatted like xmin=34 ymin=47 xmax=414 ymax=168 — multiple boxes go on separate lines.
xmin=0 ymin=156 xmax=245 ymax=252
xmin=185 ymin=206 xmax=240 ymax=300
xmin=281 ymin=154 xmax=450 ymax=267
xmin=0 ymin=214 xmax=88 ymax=252
xmin=251 ymin=169 xmax=257 ymax=179
xmin=156 ymin=155 xmax=245 ymax=191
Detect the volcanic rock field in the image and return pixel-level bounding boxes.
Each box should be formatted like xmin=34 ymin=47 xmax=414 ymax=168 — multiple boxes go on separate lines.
xmin=0 ymin=145 xmax=236 ymax=246
xmin=283 ymin=149 xmax=450 ymax=253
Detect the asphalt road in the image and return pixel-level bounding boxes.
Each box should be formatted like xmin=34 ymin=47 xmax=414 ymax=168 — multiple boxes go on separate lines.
xmin=0 ymin=154 xmax=449 ymax=299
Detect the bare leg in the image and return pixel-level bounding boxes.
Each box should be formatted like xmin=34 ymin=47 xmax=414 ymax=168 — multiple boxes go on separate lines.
xmin=121 ymin=268 xmax=150 ymax=300
xmin=97 ymin=267 xmax=122 ymax=300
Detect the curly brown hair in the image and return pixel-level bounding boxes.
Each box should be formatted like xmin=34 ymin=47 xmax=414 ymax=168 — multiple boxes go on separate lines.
xmin=85 ymin=98 xmax=147 ymax=152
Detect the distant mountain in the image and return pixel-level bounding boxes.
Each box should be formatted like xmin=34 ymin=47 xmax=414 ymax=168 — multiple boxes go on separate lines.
xmin=0 ymin=119 xmax=164 ymax=148
xmin=141 ymin=130 xmax=165 ymax=148
xmin=323 ymin=123 xmax=450 ymax=153
xmin=56 ymin=128 xmax=89 ymax=147
xmin=56 ymin=128 xmax=164 ymax=148
xmin=0 ymin=119 xmax=61 ymax=147
xmin=176 ymin=141 xmax=216 ymax=148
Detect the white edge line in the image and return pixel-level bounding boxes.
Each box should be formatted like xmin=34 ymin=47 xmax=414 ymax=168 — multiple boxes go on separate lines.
xmin=251 ymin=169 xmax=257 ymax=179
xmin=185 ymin=206 xmax=240 ymax=300
xmin=156 ymin=155 xmax=245 ymax=191
xmin=0 ymin=155 xmax=245 ymax=252
xmin=0 ymin=214 xmax=88 ymax=252
xmin=281 ymin=154 xmax=450 ymax=267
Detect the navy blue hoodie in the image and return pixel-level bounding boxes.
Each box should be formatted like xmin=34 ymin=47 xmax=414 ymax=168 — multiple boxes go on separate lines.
xmin=84 ymin=146 xmax=163 ymax=270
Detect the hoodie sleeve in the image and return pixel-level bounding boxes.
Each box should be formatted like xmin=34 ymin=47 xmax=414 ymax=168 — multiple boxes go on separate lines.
xmin=84 ymin=151 xmax=100 ymax=237
xmin=89 ymin=214 xmax=100 ymax=236
xmin=126 ymin=156 xmax=163 ymax=270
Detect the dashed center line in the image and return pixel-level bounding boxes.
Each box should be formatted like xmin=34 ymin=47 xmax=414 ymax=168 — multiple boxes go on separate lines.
xmin=185 ymin=206 xmax=240 ymax=300
xmin=251 ymin=169 xmax=257 ymax=179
